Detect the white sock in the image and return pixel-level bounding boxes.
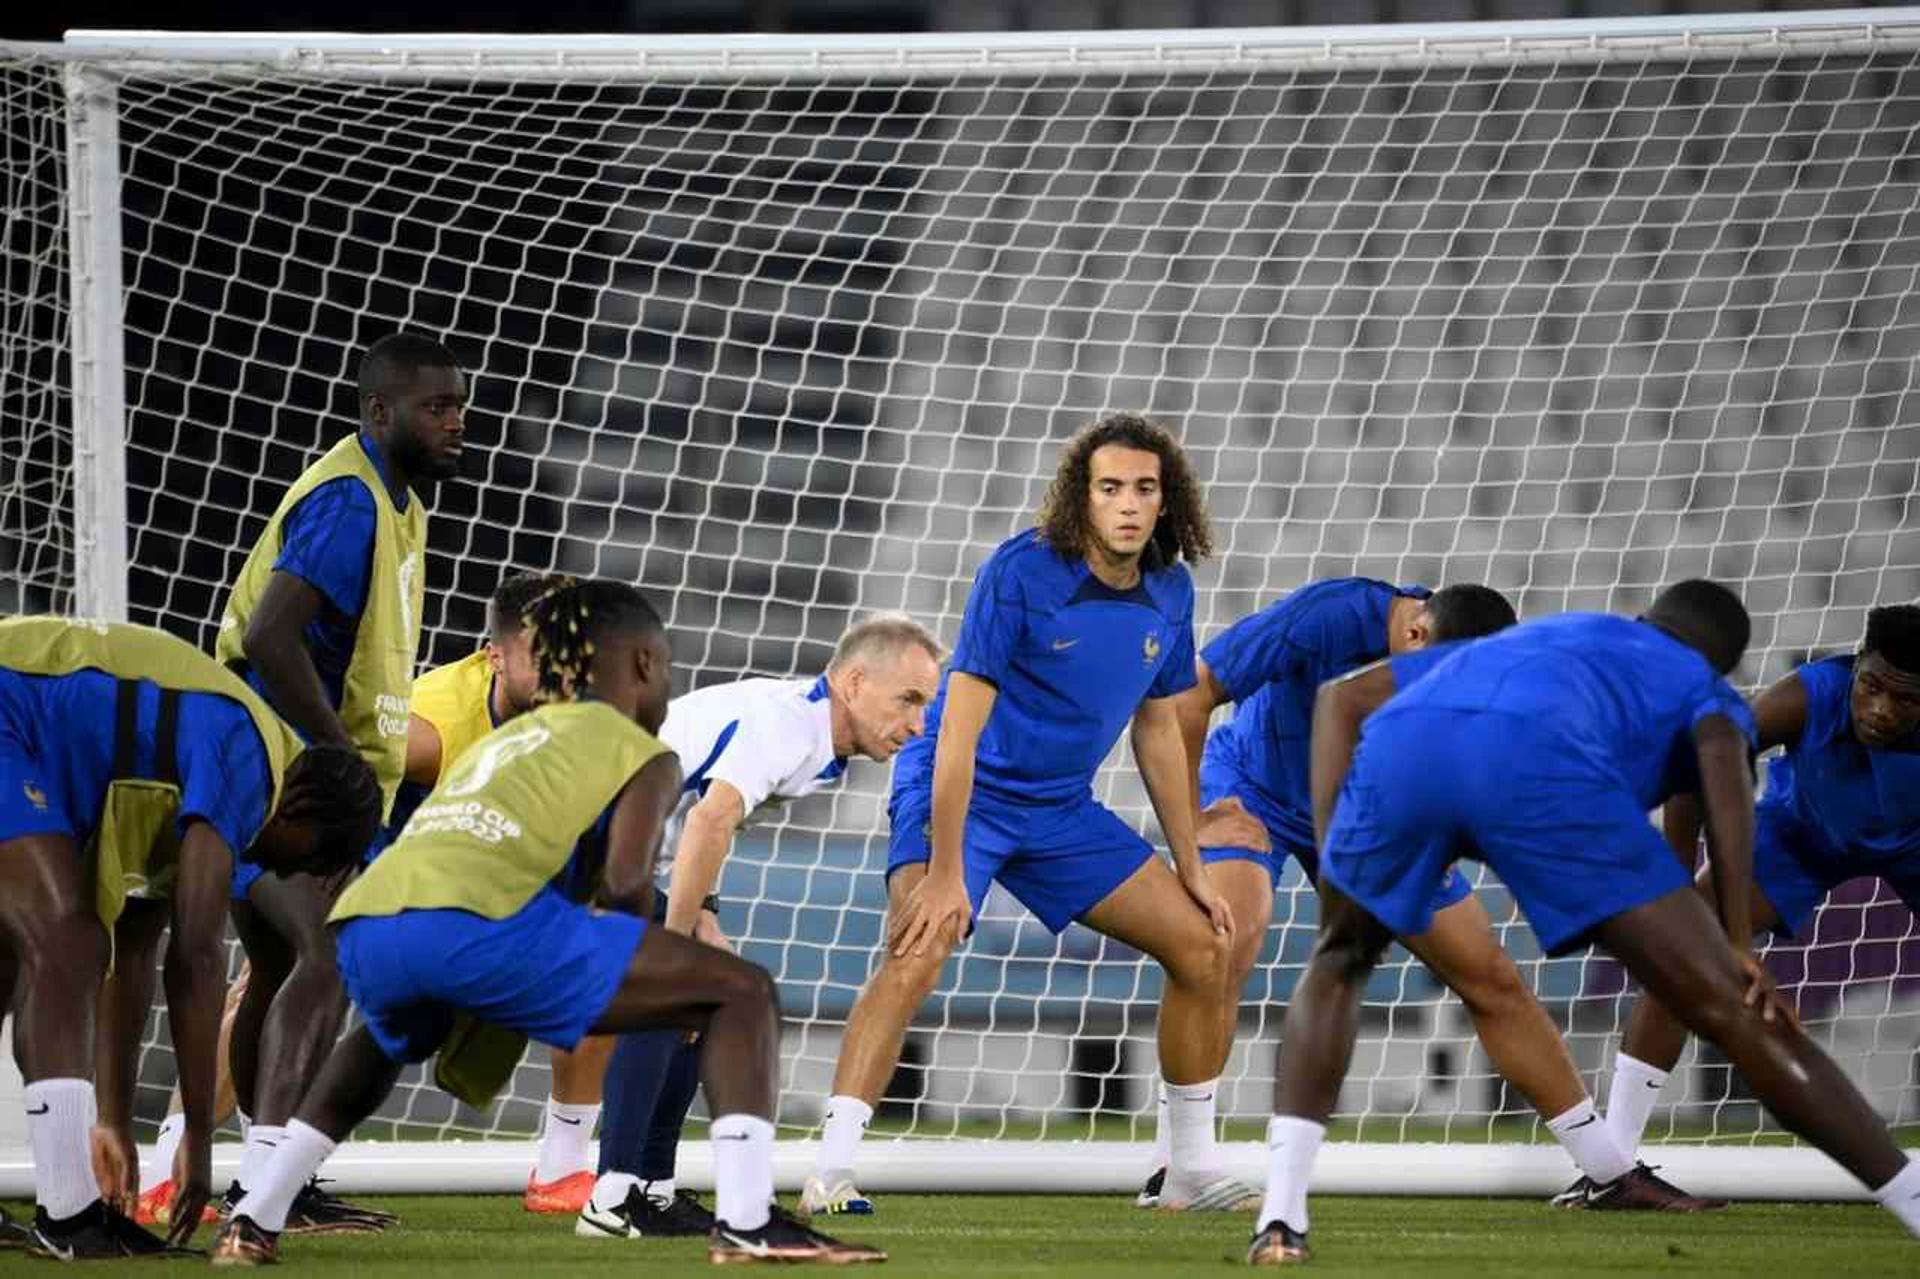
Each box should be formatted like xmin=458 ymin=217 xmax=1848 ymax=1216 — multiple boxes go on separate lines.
xmin=642 ymin=1177 xmax=676 ymax=1204
xmin=142 ymin=1112 xmax=187 ymax=1193
xmin=711 ymin=1114 xmax=774 ymax=1232
xmin=817 ymin=1095 xmax=871 ymax=1180
xmin=534 ymin=1100 xmax=600 ymax=1183
xmin=24 ymin=1079 xmax=99 ymax=1220
xmin=588 ymin=1171 xmax=641 ymax=1213
xmin=1547 ymin=1099 xmax=1633 ymax=1186
xmin=234 ymin=1120 xmax=335 ymax=1234
xmin=1873 ymin=1158 xmax=1920 ymax=1237
xmin=238 ymin=1124 xmax=286 ymax=1193
xmin=1164 ymin=1078 xmax=1223 ymax=1182
xmin=1258 ymin=1115 xmax=1324 ymax=1233
xmin=1603 ymin=1052 xmax=1669 ymax=1158
xmin=1150 ymin=1080 xmax=1170 ymax=1169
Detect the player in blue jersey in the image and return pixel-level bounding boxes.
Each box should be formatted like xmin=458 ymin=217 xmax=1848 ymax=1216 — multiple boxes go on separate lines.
xmin=0 ymin=619 xmax=379 ymax=1259
xmin=220 ymin=333 xmax=466 ymax=1233
xmin=1247 ymin=582 xmax=1920 ymax=1265
xmin=803 ymin=413 xmax=1244 ymax=1217
xmin=1136 ymin=579 xmax=1709 ymax=1212
xmin=1595 ymin=604 xmax=1920 ymax=1182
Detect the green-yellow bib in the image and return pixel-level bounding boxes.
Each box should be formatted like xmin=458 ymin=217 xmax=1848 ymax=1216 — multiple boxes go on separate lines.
xmin=215 ymin=434 xmax=426 ymax=819
xmin=0 ymin=616 xmax=304 ymax=936
xmin=331 ymin=699 xmax=670 ymax=924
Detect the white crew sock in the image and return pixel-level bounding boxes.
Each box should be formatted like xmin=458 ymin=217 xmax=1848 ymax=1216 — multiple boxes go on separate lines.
xmin=1603 ymin=1052 xmax=1669 ymax=1158
xmin=817 ymin=1095 xmax=872 ymax=1180
xmin=1257 ymin=1116 xmax=1325 ymax=1234
xmin=711 ymin=1114 xmax=774 ymax=1232
xmin=25 ymin=1079 xmax=99 ymax=1221
xmin=234 ymin=1120 xmax=335 ymax=1234
xmin=142 ymin=1112 xmax=187 ymax=1193
xmin=642 ymin=1177 xmax=676 ymax=1204
xmin=1164 ymin=1078 xmax=1223 ymax=1183
xmin=1547 ymin=1099 xmax=1633 ymax=1185
xmin=534 ymin=1100 xmax=600 ymax=1183
xmin=237 ymin=1124 xmax=285 ymax=1194
xmin=588 ymin=1171 xmax=641 ymax=1214
xmin=1150 ymin=1080 xmax=1171 ymax=1169
xmin=1873 ymin=1157 xmax=1920 ymax=1237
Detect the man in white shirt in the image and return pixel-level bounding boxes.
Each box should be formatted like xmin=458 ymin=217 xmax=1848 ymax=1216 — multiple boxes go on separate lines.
xmin=570 ymin=613 xmax=943 ymax=1239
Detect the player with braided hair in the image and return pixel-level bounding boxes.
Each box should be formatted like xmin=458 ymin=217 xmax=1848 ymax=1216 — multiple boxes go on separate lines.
xmin=212 ymin=579 xmax=886 ymax=1266
xmin=0 ymin=617 xmax=379 ymax=1260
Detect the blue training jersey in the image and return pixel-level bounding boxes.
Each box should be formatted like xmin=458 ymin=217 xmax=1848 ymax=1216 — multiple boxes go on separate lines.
xmin=1378 ymin=612 xmax=1756 ymax=809
xmin=1759 ymin=655 xmax=1920 ymax=862
xmin=893 ymin=529 xmax=1196 ymax=806
xmin=1202 ymin=578 xmax=1430 ymax=844
xmin=0 ymin=668 xmax=275 ymax=859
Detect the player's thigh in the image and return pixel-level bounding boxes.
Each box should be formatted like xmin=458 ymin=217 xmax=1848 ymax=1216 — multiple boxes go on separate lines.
xmin=593 ymin=925 xmax=776 ymax=1035
xmin=1078 ymin=856 xmax=1223 ymax=977
xmin=0 ymin=830 xmax=93 ymax=948
xmin=242 ymin=869 xmax=339 ymax=963
xmin=1206 ymin=856 xmax=1275 ymax=979
xmin=1401 ymin=893 xmax=1530 ymax=1011
xmin=1591 ymin=887 xmax=1756 ymax=1029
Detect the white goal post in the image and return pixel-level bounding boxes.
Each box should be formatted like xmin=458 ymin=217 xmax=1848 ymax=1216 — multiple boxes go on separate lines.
xmin=3 ymin=8 xmax=1920 ymax=1200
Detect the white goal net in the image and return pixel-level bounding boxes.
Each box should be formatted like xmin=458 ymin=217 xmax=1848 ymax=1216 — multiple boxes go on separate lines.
xmin=4 ymin=10 xmax=1920 ymax=1196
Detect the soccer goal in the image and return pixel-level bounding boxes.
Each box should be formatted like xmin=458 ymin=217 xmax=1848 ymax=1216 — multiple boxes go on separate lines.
xmin=2 ymin=8 xmax=1919 ymax=1201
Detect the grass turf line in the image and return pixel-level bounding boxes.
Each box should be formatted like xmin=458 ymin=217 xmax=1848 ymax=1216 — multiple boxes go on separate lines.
xmin=4 ymin=1195 xmax=1910 ymax=1277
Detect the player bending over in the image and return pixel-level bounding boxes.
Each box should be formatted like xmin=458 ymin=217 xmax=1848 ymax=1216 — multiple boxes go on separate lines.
xmin=0 ymin=617 xmax=377 ymax=1259
xmin=135 ymin=570 xmax=557 ymax=1225
xmin=1596 ymin=603 xmax=1920 ymax=1176
xmin=576 ymin=613 xmax=942 ymax=1237
xmin=215 ymin=332 xmax=464 ymax=1233
xmin=1248 ymin=582 xmax=1920 ymax=1265
xmin=803 ymin=413 xmax=1242 ymax=1218
xmin=208 ymin=579 xmax=884 ymax=1266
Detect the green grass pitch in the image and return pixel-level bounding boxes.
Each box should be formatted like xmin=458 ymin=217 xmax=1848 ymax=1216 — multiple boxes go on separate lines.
xmin=5 ymin=1195 xmax=1911 ymax=1276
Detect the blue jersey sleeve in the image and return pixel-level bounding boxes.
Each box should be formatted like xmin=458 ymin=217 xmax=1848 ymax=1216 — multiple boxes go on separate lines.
xmin=273 ymin=477 xmax=376 ymax=620
xmin=1793 ymin=658 xmax=1852 ymax=748
xmin=949 ymin=544 xmax=1027 ymax=688
xmin=1386 ymin=639 xmax=1469 ymax=690
xmin=1201 ymin=582 xmax=1401 ymax=704
xmin=1148 ymin=614 xmax=1198 ymax=699
xmin=1691 ymin=677 xmax=1759 ymax=750
xmin=175 ymin=700 xmax=273 ymax=858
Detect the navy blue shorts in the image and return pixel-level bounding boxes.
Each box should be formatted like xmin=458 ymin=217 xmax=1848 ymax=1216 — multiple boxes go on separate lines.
xmin=1754 ymin=803 xmax=1920 ymax=939
xmin=1320 ymin=707 xmax=1689 ymax=955
xmin=0 ymin=674 xmax=74 ymax=846
xmin=885 ymin=785 xmax=1154 ymax=934
xmin=334 ymin=885 xmax=646 ymax=1064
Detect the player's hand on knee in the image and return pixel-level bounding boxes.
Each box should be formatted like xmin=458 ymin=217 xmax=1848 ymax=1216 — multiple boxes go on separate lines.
xmin=694 ymin=908 xmax=734 ymax=955
xmin=889 ymin=873 xmax=969 ymax=959
xmin=1196 ymin=797 xmax=1269 ymax=854
xmin=1736 ymin=952 xmax=1800 ymax=1032
xmin=89 ymin=1123 xmax=137 ymax=1215
xmin=1176 ymin=861 xmax=1235 ymax=940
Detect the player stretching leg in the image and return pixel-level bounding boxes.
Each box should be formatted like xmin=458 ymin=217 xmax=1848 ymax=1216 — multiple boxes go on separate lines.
xmin=803 ymin=414 xmax=1239 ymax=1218
xmin=209 ymin=580 xmax=883 ymax=1266
xmin=0 ymin=617 xmax=378 ymax=1258
xmin=1597 ymin=604 xmax=1920 ymax=1182
xmin=216 ymin=333 xmax=464 ymax=1234
xmin=1249 ymin=582 xmax=1920 ymax=1265
xmin=577 ymin=615 xmax=942 ymax=1237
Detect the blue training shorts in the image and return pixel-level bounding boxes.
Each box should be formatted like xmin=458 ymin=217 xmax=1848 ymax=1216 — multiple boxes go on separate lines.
xmin=885 ymin=784 xmax=1153 ymax=934
xmin=334 ymin=884 xmax=646 ymax=1064
xmin=0 ymin=675 xmax=75 ymax=845
xmin=1320 ymin=707 xmax=1689 ymax=955
xmin=1753 ymin=803 xmax=1920 ymax=940
xmin=1195 ymin=729 xmax=1473 ymax=917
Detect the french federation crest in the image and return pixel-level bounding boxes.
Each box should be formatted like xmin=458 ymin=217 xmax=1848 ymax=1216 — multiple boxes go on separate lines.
xmin=1143 ymin=633 xmax=1161 ymax=666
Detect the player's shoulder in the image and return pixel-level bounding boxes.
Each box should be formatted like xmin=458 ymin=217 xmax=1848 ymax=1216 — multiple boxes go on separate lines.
xmin=1793 ymin=653 xmax=1855 ymax=699
xmin=413 ymin=649 xmax=490 ymax=697
xmin=982 ymin=528 xmax=1061 ymax=577
xmin=289 ymin=472 xmax=379 ymax=523
xmin=1142 ymin=556 xmax=1196 ymax=616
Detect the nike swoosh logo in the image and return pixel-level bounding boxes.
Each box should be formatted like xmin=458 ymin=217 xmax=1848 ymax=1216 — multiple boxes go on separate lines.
xmin=553 ymin=1115 xmax=582 ymax=1126
xmin=1052 ymin=637 xmax=1080 ymax=650
xmin=717 ymin=1229 xmax=771 ymax=1257
xmin=580 ymin=1211 xmax=630 ymax=1237
xmin=25 ymin=1103 xmax=49 ymax=1115
xmin=715 ymin=1132 xmax=751 ymax=1141
xmin=1563 ymin=1114 xmax=1599 ymax=1130
xmin=32 ymin=1231 xmax=73 ymax=1261
xmin=1645 ymin=1080 xmax=1662 ymax=1089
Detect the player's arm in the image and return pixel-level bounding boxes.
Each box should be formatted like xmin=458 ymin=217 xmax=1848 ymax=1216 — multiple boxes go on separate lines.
xmin=892 ymin=670 xmax=996 ymax=957
xmin=1133 ymin=693 xmax=1232 ymax=937
xmin=665 ymin=779 xmax=744 ymax=941
xmin=404 ymin=713 xmax=443 ymax=786
xmin=1692 ymin=714 xmax=1758 ymax=951
xmin=93 ymin=901 xmax=168 ymax=1216
xmin=1168 ymin=656 xmax=1230 ymax=819
xmin=595 ymin=752 xmax=684 ymax=917
xmin=1662 ymin=672 xmax=1805 ymax=866
xmin=1308 ymin=659 xmax=1399 ymax=851
xmin=242 ymin=571 xmax=353 ymax=747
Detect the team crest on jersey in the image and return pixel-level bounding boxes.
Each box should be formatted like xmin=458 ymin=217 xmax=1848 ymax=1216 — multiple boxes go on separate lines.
xmin=22 ymin=782 xmax=47 ymax=812
xmin=1143 ymin=633 xmax=1161 ymax=666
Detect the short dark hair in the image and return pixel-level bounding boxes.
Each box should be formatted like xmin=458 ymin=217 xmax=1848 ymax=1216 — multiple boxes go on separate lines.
xmin=356 ymin=333 xmax=460 ymax=405
xmin=1035 ymin=412 xmax=1212 ymax=571
xmin=277 ymin=743 xmax=382 ymax=873
xmin=1863 ymin=604 xmax=1920 ymax=676
xmin=489 ymin=571 xmax=563 ymax=639
xmin=526 ymin=577 xmax=667 ymax=705
xmin=1643 ymin=579 xmax=1750 ymax=675
xmin=1424 ymin=584 xmax=1517 ymax=643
